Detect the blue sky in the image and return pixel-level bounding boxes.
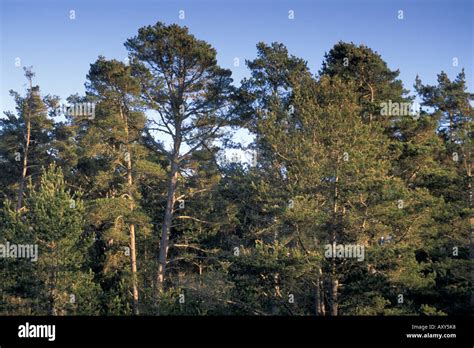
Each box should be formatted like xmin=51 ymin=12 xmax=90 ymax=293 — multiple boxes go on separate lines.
xmin=1 ymin=0 xmax=472 ymax=116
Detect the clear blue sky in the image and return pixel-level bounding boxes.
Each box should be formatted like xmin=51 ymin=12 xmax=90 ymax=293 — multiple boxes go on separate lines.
xmin=1 ymin=0 xmax=473 ymax=114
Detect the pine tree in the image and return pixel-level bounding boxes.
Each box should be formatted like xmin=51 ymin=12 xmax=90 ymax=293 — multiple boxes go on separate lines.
xmin=319 ymin=41 xmax=408 ymax=127
xmin=236 ymin=42 xmax=444 ymax=316
xmin=66 ymin=57 xmax=163 ymax=314
xmin=125 ymin=22 xmax=236 ymax=293
xmin=85 ymin=56 xmax=150 ymax=314
xmin=0 ymin=165 xmax=100 ymax=314
xmin=415 ymin=70 xmax=473 ymax=313
xmin=0 ymin=67 xmax=53 ymax=211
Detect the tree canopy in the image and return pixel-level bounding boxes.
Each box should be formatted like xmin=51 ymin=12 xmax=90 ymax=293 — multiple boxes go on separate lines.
xmin=0 ymin=23 xmax=472 ymax=316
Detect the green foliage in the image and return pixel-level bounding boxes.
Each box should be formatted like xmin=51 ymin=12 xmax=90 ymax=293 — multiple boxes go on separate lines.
xmin=0 ymin=25 xmax=471 ymax=316
xmin=0 ymin=165 xmax=101 ymax=315
xmin=0 ymin=69 xmax=54 ymax=207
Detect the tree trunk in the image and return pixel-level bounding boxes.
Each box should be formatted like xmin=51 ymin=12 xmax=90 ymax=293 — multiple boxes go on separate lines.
xmin=120 ymin=106 xmax=139 ymax=315
xmin=329 ymin=277 xmax=338 ymax=316
xmin=320 ymin=276 xmax=326 ymax=316
xmin=156 ymin=105 xmax=182 ymax=293
xmin=328 ymin=171 xmax=339 ymax=316
xmin=129 ymin=223 xmax=139 ymax=314
xmin=315 ymin=277 xmax=321 ymax=315
xmin=156 ymin=157 xmax=179 ymax=291
xmin=16 ymin=107 xmax=31 ymax=211
xmin=315 ymin=267 xmax=326 ymax=315
xmin=16 ymin=88 xmax=33 ymax=211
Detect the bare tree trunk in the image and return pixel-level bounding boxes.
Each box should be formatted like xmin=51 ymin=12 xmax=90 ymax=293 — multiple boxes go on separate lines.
xmin=328 ymin=171 xmax=339 ymax=316
xmin=315 ymin=278 xmax=321 ymax=315
xmin=315 ymin=267 xmax=326 ymax=315
xmin=129 ymin=223 xmax=139 ymax=314
xmin=120 ymin=106 xmax=139 ymax=315
xmin=156 ymin=157 xmax=179 ymax=291
xmin=329 ymin=277 xmax=338 ymax=316
xmin=16 ymin=79 xmax=33 ymax=211
xmin=156 ymin=102 xmax=182 ymax=293
xmin=16 ymin=120 xmax=30 ymax=211
xmin=320 ymin=276 xmax=326 ymax=316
